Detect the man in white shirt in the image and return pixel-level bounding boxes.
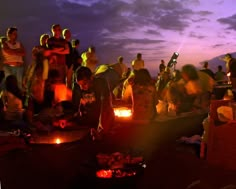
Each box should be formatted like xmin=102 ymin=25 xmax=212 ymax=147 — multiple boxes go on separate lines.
xmin=131 ymin=53 xmax=144 ymax=71
xmin=2 ymin=27 xmax=25 ymax=89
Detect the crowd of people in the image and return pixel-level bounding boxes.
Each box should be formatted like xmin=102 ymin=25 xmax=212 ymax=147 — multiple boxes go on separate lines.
xmin=0 ymin=24 xmax=235 ymax=140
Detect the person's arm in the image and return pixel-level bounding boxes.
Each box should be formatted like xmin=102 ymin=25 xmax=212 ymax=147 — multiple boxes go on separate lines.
xmin=42 ymin=58 xmax=49 ymax=80
xmin=131 ymin=60 xmax=135 ymax=70
xmin=122 ymin=84 xmax=132 ymax=103
xmin=3 ymin=42 xmax=25 ymax=56
xmin=50 ymin=43 xmax=69 ymax=55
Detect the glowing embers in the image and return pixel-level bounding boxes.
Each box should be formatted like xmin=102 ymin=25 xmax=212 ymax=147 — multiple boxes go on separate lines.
xmin=113 ymin=107 xmax=132 ymax=118
xmin=55 ymin=138 xmax=62 ymax=144
xmin=96 ymin=169 xmax=137 ymax=179
xmin=96 ymin=169 xmax=113 ymax=178
xmin=96 ymin=152 xmax=145 ymax=179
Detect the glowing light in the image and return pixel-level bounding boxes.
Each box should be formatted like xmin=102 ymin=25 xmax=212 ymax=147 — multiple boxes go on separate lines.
xmin=96 ymin=170 xmax=113 ymax=178
xmin=55 ymin=138 xmax=61 ymax=144
xmin=114 ymin=107 xmax=132 ymax=118
xmin=227 ymin=72 xmax=231 ymax=84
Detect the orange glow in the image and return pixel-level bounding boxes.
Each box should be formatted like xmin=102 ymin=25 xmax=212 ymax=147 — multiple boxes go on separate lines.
xmin=227 ymin=72 xmax=231 ymax=77
xmin=96 ymin=170 xmax=113 ymax=178
xmin=53 ymin=84 xmax=72 ymax=104
xmin=113 ymin=107 xmax=132 ymax=118
xmin=55 ymin=138 xmax=61 ymax=144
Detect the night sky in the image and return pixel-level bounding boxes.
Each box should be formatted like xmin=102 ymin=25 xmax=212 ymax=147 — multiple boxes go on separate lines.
xmin=1 ymin=0 xmax=236 ymax=75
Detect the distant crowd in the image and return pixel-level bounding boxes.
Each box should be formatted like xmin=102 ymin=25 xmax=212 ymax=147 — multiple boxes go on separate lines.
xmin=0 ymin=23 xmax=236 ymax=139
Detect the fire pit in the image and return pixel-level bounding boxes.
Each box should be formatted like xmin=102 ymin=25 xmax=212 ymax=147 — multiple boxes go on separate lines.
xmin=96 ymin=152 xmax=146 ymax=179
xmin=113 ymin=107 xmax=132 ymax=120
xmin=29 ymin=127 xmax=90 ymax=144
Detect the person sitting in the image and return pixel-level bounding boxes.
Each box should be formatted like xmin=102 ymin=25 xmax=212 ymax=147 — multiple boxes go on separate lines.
xmin=181 ymin=64 xmax=215 ymax=111
xmin=0 ymin=75 xmax=30 ymax=134
xmin=72 ymin=66 xmax=114 ymax=138
xmin=155 ymin=71 xmax=171 ymax=100
xmin=122 ymin=68 xmax=158 ymax=120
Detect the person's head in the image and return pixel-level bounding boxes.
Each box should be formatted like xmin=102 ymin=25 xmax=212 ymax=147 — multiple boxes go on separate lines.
xmin=6 ymin=27 xmax=18 ymax=41
xmin=40 ymin=33 xmax=50 ymax=46
xmin=88 ymin=46 xmax=95 ymax=53
xmin=203 ymin=61 xmax=208 ymax=69
xmin=134 ymin=68 xmax=152 ymax=85
xmin=218 ymin=65 xmax=223 ymax=71
xmin=161 ymin=59 xmax=165 ymax=64
xmin=76 ymin=66 xmax=93 ymax=90
xmin=137 ymin=53 xmax=142 ymax=60
xmin=181 ymin=64 xmax=199 ymax=81
xmin=72 ymin=39 xmax=80 ymax=48
xmin=223 ymin=53 xmax=232 ymax=62
xmin=118 ymin=56 xmax=123 ymax=63
xmin=62 ymin=28 xmax=71 ymax=41
xmin=51 ymin=24 xmax=62 ymax=37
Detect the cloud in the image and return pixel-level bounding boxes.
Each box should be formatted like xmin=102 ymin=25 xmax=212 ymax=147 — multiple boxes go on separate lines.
xmin=217 ymin=14 xmax=236 ymax=30
xmin=212 ymin=44 xmax=225 ymax=48
xmin=196 ymin=10 xmax=213 ymax=16
xmin=189 ymin=32 xmax=206 ymax=39
xmin=145 ymin=29 xmax=162 ymax=36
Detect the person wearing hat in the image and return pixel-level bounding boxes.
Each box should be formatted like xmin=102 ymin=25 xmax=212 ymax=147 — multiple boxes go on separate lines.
xmin=222 ymin=53 xmax=236 ymax=89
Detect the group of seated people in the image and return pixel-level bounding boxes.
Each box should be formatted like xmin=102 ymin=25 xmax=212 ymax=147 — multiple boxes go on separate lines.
xmin=121 ymin=63 xmax=216 ymax=119
xmin=0 ymin=53 xmax=229 ymax=139
xmin=0 ymin=65 xmax=115 ymax=139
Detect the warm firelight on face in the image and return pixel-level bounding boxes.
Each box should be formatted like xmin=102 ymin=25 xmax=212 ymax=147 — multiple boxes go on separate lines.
xmin=114 ymin=107 xmax=132 ymax=118
xmin=55 ymin=138 xmax=61 ymax=144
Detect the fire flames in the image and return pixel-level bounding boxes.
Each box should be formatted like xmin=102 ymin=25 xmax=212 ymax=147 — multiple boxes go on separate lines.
xmin=113 ymin=107 xmax=132 ymax=118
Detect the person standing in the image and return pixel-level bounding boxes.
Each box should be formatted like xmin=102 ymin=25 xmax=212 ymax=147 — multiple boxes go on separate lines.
xmin=214 ymin=65 xmax=226 ymax=84
xmin=47 ymin=24 xmax=69 ymax=84
xmin=131 ymin=53 xmax=144 ymax=71
xmin=200 ymin=61 xmax=215 ymax=80
xmin=2 ymin=27 xmax=25 ymax=89
xmin=81 ymin=46 xmax=98 ymax=73
xmin=222 ymin=53 xmax=236 ymax=89
xmin=159 ymin=59 xmax=166 ymax=73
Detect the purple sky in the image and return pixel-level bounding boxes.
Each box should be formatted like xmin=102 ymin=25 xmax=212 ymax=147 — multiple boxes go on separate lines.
xmin=1 ymin=0 xmax=236 ymax=75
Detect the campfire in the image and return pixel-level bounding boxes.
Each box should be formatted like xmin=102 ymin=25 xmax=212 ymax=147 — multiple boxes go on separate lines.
xmin=113 ymin=107 xmax=132 ymax=118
